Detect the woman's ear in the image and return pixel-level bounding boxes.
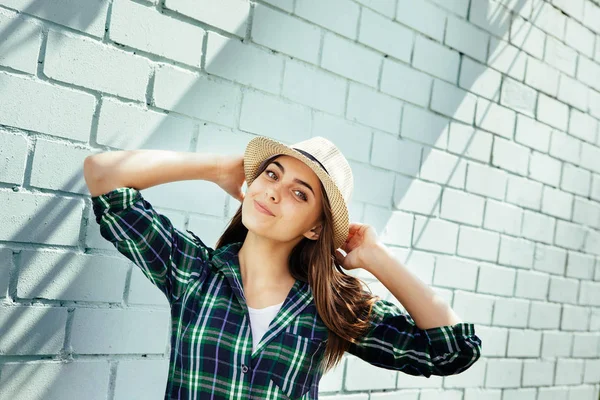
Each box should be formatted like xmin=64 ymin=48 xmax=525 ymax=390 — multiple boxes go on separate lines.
xmin=306 ymin=224 xmax=322 ymax=240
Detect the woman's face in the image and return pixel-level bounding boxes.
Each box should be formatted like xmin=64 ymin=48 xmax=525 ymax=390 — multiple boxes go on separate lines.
xmin=242 ymin=154 xmax=324 ymax=243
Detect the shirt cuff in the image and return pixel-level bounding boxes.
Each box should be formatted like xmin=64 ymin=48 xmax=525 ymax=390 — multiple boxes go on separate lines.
xmin=91 ymin=187 xmax=142 ymax=215
xmin=423 ymin=322 xmax=479 ymax=355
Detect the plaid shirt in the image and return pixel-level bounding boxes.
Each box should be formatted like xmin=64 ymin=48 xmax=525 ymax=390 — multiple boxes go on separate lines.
xmin=91 ymin=187 xmax=482 ymax=400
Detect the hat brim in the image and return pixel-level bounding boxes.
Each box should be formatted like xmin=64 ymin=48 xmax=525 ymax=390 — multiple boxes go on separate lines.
xmin=243 ymin=136 xmax=349 ymax=250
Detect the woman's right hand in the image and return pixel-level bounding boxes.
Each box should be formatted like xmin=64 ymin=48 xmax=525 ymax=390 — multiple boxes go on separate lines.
xmin=216 ymin=154 xmax=246 ymax=202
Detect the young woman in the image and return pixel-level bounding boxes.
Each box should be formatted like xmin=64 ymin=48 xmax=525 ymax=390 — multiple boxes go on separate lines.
xmin=84 ymin=135 xmax=482 ymax=400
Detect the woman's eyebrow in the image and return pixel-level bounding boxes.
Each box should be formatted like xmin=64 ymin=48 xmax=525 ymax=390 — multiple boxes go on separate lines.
xmin=271 ymin=161 xmax=315 ymax=196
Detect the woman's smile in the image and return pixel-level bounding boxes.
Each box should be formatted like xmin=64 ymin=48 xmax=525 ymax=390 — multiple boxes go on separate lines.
xmin=254 ymin=200 xmax=275 ymax=216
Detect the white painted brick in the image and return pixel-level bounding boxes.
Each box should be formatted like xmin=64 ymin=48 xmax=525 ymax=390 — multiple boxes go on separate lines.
xmin=345 ymin=355 xmax=396 ymax=390
xmin=499 ymin=236 xmax=535 ymax=269
xmin=568 ymin=385 xmax=598 ymax=400
xmin=352 ymin=161 xmax=395 ymax=207
xmin=510 ymin=16 xmax=546 ymax=59
xmin=537 ymin=93 xmax=569 ymax=131
xmin=553 ymin=0 xmax=585 ymax=21
xmin=529 ymin=151 xmax=562 ymax=186
xmin=572 ymin=332 xmax=600 ymax=357
xmin=555 ymin=220 xmax=587 ymax=250
xmin=515 ymin=270 xmax=550 ymax=300
xmin=445 ymin=15 xmax=489 ymax=62
xmin=153 ymin=66 xmax=240 ymax=127
xmin=501 ymin=388 xmax=537 ymax=400
xmin=515 ymin=114 xmax=552 ymax=152
xmin=465 ymin=389 xmax=502 ymax=400
xmin=500 ymin=77 xmax=537 ymax=117
xmin=443 ymin=359 xmax=487 ymax=388
xmin=460 ymin=57 xmax=503 ymax=101
xmin=420 ymin=389 xmax=465 ymax=400
xmin=373 ymin=133 xmax=423 ymax=177
xmin=282 ymin=60 xmax=347 ymax=115
xmin=347 ymin=83 xmax=402 ymax=133
xmin=484 ymin=199 xmax=523 ymax=235
xmin=534 ymin=243 xmax=567 ymax=275
xmin=114 ymin=359 xmax=170 ymax=400
xmin=321 ymin=33 xmax=381 ymax=87
xmin=525 ymin=57 xmax=560 ymax=96
xmin=565 ymin=19 xmax=595 ymax=57
xmin=593 ymin=173 xmax=600 ymax=201
xmin=452 ymin=291 xmax=495 ymax=325
xmin=0 ymin=132 xmax=27 ymax=185
xmin=419 ymin=148 xmax=467 ymax=189
xmin=466 ymin=162 xmax=508 ymax=200
xmin=508 ymin=329 xmax=542 ymax=357
xmin=579 ymin=281 xmax=600 ymax=306
xmin=167 ymin=0 xmax=249 ymax=36
xmin=0 ymin=13 xmax=41 ymax=75
xmin=206 ymin=32 xmax=283 ymax=94
xmin=550 ymin=130 xmax=582 ymax=164
xmin=45 ymin=31 xmax=150 ymax=101
xmin=364 ymin=206 xmax=413 ymax=248
xmin=110 ymin=0 xmax=205 ymax=67
xmin=413 ymin=35 xmax=460 ymax=83
xmin=522 ymin=360 xmax=555 ymax=386
xmin=488 ymin=38 xmax=527 ymax=80
xmin=548 ymin=43 xmax=581 ymax=80
xmin=441 ymin=188 xmax=485 ymax=225
xmin=413 ymin=216 xmax=459 ymax=254
xmin=400 ymin=104 xmax=449 ymax=149
xmin=567 ymin=251 xmax=596 ymax=279
xmin=569 ymin=108 xmax=598 ymax=142
xmin=584 ymin=359 xmax=600 ymax=383
xmin=252 ymin=5 xmax=321 ymax=64
xmin=396 ymin=0 xmax=446 ymax=41
xmin=71 ymin=308 xmax=169 ymax=354
xmin=431 ymin=79 xmax=477 ymax=124
xmin=295 ymin=0 xmax=359 ymax=39
xmin=583 ymin=1 xmax=600 ymax=33
xmin=541 ymin=186 xmax=574 ymax=219
xmin=549 ymin=276 xmax=580 ymax=303
xmin=427 ymin=0 xmax=469 ymax=17
xmin=239 ymin=91 xmax=310 ymax=143
xmin=312 ymin=113 xmax=373 ymax=163
xmin=458 ymin=226 xmax=500 ymax=262
xmin=485 ymin=359 xmax=522 ymax=388
xmin=395 ymin=373 xmax=443 ymax=389
xmin=532 ymin=1 xmax=567 ymax=39
xmin=433 ymin=256 xmax=479 ymax=290
xmin=261 ymin=0 xmax=294 ymax=12
xmin=577 ymin=56 xmax=600 ymax=91
xmin=591 ymin=89 xmax=600 ymax=119
xmin=2 ymin=0 xmax=109 ymax=38
xmin=522 ymin=210 xmax=556 ymax=244
xmin=538 ymin=387 xmax=570 ymax=400
xmin=381 ymin=59 xmax=433 ymax=107
xmin=476 ymin=97 xmax=516 ymax=139
xmin=555 ymin=359 xmax=584 ymax=385
xmin=476 ymin=325 xmax=508 ymax=357
xmin=557 ymin=74 xmax=589 ymax=110
xmin=581 ymin=142 xmax=600 ymax=174
xmin=562 ymin=163 xmax=591 ymax=196
xmin=562 ymin=304 xmax=591 ymax=330
xmin=492 ymin=137 xmax=529 ymax=175
xmin=542 ymin=331 xmax=574 ymax=357
xmin=529 ymin=301 xmax=562 ymax=329
xmin=359 ymin=9 xmax=413 ymax=62
xmin=506 ymin=176 xmax=543 ymax=210
xmin=469 ymin=0 xmax=511 ymax=38
xmin=448 ymin=123 xmax=493 ymax=163
xmin=477 ymin=264 xmax=515 ymax=295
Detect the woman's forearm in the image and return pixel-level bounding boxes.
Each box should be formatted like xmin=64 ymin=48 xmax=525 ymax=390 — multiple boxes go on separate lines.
xmin=364 ymin=243 xmax=462 ymax=329
xmin=83 ymin=149 xmax=223 ymax=197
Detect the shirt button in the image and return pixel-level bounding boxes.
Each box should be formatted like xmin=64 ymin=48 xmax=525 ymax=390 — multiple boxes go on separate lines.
xmin=241 ymin=364 xmax=249 ymax=373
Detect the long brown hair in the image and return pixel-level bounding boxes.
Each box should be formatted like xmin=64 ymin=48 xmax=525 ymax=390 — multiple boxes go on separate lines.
xmin=215 ymin=155 xmax=381 ymax=375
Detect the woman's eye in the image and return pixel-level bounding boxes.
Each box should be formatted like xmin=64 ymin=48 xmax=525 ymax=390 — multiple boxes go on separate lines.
xmin=266 ymin=170 xmax=307 ymax=201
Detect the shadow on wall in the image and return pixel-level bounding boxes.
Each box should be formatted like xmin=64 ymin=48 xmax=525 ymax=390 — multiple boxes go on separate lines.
xmin=0 ymin=0 xmax=529 ymax=398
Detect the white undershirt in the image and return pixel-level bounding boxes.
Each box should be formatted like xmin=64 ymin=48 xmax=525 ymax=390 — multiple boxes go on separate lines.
xmin=247 ymin=300 xmax=285 ymax=353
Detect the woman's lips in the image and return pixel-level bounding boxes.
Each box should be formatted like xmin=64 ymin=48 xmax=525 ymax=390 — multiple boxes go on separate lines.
xmin=254 ymin=200 xmax=274 ymax=216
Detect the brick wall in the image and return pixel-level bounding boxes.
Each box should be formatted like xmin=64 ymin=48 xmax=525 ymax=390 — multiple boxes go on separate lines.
xmin=0 ymin=0 xmax=599 ymax=399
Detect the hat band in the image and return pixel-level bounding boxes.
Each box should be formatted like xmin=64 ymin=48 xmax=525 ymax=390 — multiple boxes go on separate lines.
xmin=292 ymin=147 xmax=330 ymax=175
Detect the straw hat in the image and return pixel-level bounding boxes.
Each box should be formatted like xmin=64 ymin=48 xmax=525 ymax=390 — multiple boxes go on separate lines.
xmin=243 ymin=136 xmax=354 ymax=250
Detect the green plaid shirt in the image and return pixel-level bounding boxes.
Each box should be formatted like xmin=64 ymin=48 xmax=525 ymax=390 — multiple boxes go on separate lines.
xmin=91 ymin=187 xmax=482 ymax=400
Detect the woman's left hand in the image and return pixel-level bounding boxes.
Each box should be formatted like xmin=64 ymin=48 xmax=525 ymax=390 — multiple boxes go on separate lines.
xmin=334 ymin=222 xmax=384 ymax=271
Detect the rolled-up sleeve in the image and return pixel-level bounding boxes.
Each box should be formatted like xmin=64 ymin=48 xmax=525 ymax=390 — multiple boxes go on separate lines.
xmin=346 ymin=297 xmax=482 ymax=377
xmin=91 ymin=187 xmax=211 ymax=304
